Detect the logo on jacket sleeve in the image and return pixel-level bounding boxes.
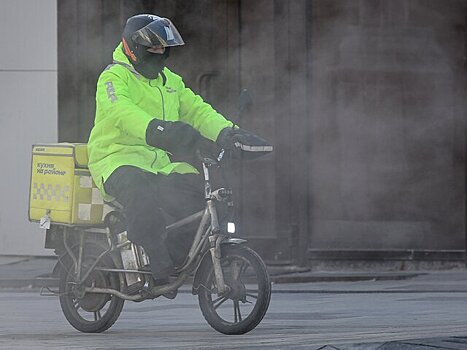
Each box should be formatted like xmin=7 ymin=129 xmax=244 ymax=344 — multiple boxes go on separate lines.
xmin=105 ymin=81 xmax=117 ymax=103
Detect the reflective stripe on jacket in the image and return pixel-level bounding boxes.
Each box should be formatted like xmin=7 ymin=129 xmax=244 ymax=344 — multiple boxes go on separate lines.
xmin=87 ymin=43 xmax=233 ymax=199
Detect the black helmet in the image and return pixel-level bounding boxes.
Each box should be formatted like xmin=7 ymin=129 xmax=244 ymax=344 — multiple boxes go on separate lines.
xmin=121 ymin=14 xmax=184 ymax=79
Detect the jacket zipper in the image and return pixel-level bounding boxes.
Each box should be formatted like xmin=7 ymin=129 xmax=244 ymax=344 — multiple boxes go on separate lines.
xmin=151 ymin=86 xmax=166 ymax=168
xmin=156 ymin=86 xmax=166 ymax=120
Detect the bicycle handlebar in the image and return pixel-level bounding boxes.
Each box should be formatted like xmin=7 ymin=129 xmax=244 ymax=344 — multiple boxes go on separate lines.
xmin=195 ymin=148 xmax=226 ymax=167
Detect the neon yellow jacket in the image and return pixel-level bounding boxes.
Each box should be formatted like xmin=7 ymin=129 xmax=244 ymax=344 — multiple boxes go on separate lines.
xmin=88 ymin=43 xmax=233 ymax=199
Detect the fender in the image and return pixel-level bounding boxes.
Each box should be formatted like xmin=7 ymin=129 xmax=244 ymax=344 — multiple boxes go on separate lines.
xmin=192 ymin=237 xmax=247 ymax=295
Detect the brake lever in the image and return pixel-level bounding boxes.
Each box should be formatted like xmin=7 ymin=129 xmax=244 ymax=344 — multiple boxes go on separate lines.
xmin=196 ymin=149 xmax=219 ymax=167
xmin=217 ymin=149 xmax=225 ymax=163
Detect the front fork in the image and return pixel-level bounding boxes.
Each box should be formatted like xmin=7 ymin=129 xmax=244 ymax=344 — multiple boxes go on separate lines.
xmin=209 ymin=234 xmax=228 ymax=294
xmin=207 ymin=200 xmax=229 ymax=295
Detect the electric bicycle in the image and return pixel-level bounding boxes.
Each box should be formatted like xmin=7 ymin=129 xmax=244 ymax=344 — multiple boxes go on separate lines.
xmin=42 ymin=150 xmax=271 ymax=335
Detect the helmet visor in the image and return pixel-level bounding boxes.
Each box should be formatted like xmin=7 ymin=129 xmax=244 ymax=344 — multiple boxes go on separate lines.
xmin=131 ymin=18 xmax=184 ymax=48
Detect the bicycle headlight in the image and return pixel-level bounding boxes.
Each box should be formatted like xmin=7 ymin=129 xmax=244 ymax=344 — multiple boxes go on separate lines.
xmin=227 ymin=222 xmax=236 ymax=234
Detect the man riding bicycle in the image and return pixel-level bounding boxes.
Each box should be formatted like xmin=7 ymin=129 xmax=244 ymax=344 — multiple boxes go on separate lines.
xmin=87 ymin=14 xmax=271 ymax=296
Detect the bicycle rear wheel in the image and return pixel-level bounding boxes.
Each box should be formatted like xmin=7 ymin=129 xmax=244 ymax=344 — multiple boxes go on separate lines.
xmin=58 ymin=247 xmax=124 ymax=333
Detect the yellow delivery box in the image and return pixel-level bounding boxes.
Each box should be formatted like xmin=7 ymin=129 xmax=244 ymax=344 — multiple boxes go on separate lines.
xmin=29 ymin=143 xmax=109 ymax=225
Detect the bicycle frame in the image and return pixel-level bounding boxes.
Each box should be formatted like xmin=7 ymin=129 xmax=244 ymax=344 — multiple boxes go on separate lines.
xmin=64 ymin=154 xmax=243 ymax=301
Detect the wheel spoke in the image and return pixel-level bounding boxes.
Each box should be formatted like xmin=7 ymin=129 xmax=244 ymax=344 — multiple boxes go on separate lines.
xmin=246 ymin=292 xmax=258 ymax=299
xmin=73 ymin=299 xmax=80 ymax=310
xmin=94 ymin=310 xmax=102 ymax=321
xmin=233 ymin=300 xmax=242 ymax=322
xmin=213 ymin=296 xmax=228 ymax=310
xmin=212 ymin=295 xmax=226 ymax=304
xmin=240 ymin=260 xmax=249 ymax=275
xmin=234 ymin=301 xmax=238 ymax=323
xmin=232 ymin=260 xmax=249 ymax=280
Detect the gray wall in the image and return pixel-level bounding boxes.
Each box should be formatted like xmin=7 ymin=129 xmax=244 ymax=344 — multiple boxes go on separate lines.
xmin=54 ymin=0 xmax=467 ymax=261
xmin=309 ymin=0 xmax=466 ymax=250
xmin=0 ymin=0 xmax=57 ymax=255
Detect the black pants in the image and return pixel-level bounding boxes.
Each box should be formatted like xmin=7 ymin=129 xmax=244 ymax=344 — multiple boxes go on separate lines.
xmin=104 ymin=166 xmax=204 ymax=279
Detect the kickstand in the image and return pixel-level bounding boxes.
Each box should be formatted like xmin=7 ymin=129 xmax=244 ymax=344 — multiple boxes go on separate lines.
xmin=40 ymin=286 xmax=61 ymax=297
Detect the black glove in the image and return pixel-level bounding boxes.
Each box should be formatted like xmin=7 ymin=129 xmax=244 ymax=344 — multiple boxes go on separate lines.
xmin=194 ymin=137 xmax=222 ymax=160
xmin=146 ymin=119 xmax=203 ymax=156
xmin=216 ymin=127 xmax=273 ymax=160
xmin=146 ymin=118 xmax=222 ymax=161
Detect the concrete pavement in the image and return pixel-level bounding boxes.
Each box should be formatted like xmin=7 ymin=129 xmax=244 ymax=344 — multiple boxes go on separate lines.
xmin=2 ymin=255 xmax=467 ymax=349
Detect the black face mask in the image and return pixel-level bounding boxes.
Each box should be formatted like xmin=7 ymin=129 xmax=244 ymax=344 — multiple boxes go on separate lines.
xmin=133 ymin=48 xmax=170 ymax=80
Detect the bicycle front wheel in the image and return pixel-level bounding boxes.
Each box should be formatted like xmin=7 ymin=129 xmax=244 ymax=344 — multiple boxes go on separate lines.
xmin=197 ymin=245 xmax=271 ymax=335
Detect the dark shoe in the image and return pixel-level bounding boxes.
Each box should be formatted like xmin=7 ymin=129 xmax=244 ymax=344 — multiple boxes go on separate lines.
xmin=152 ymin=277 xmax=178 ymax=300
xmin=162 ymin=289 xmax=178 ymax=300
xmin=125 ymin=280 xmax=145 ymax=295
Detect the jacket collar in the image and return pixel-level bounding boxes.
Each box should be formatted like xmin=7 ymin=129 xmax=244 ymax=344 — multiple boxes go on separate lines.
xmin=112 ymin=43 xmax=166 ymax=85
